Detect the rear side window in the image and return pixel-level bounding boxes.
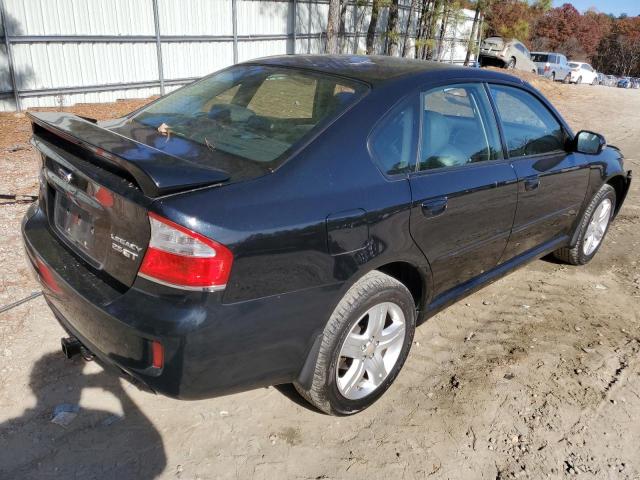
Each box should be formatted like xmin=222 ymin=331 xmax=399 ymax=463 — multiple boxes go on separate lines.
xmin=131 ymin=66 xmax=367 ymax=166
xmin=419 ymin=84 xmax=503 ymax=170
xmin=369 ymin=97 xmax=418 ymax=176
xmin=531 ymin=53 xmax=548 ymax=62
xmin=489 ymin=85 xmax=565 ymax=158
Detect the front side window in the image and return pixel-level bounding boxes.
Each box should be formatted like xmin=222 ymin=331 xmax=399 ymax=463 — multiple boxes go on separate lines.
xmin=130 ymin=66 xmax=367 ymax=168
xmin=489 ymin=85 xmax=565 ymax=158
xmin=419 ymin=83 xmax=503 ymax=170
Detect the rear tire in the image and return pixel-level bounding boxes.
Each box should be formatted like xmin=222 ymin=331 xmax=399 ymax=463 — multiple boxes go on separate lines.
xmin=563 ymin=73 xmax=571 ymax=84
xmin=553 ymin=184 xmax=616 ymax=265
xmin=506 ymin=57 xmax=516 ymax=69
xmin=294 ymin=271 xmax=416 ymax=415
xmin=576 ymin=76 xmax=582 ymax=84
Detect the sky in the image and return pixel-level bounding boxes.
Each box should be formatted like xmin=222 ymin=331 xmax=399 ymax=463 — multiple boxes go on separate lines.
xmin=552 ymin=0 xmax=639 ymax=16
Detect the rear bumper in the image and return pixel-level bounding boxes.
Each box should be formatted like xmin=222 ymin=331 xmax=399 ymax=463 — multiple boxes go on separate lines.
xmin=22 ymin=203 xmax=338 ymax=399
xmin=478 ymin=53 xmax=507 ymax=68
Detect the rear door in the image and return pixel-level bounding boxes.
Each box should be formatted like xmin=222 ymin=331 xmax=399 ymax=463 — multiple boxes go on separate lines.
xmin=408 ymin=83 xmax=518 ymax=296
xmin=487 ymin=84 xmax=590 ymax=261
xmin=558 ymin=55 xmax=570 ymax=79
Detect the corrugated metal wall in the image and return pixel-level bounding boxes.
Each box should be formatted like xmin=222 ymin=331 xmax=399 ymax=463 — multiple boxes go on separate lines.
xmin=0 ymin=0 xmax=479 ymax=111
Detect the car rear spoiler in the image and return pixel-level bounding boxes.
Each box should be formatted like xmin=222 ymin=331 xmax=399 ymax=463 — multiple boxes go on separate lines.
xmin=28 ymin=111 xmax=230 ymax=197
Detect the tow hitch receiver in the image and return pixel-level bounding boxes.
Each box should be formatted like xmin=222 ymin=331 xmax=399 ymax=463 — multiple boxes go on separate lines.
xmin=61 ymin=337 xmax=94 ymax=361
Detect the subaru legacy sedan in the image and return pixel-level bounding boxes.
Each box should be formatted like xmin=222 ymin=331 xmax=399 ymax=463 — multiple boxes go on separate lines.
xmin=22 ymin=55 xmax=631 ymax=415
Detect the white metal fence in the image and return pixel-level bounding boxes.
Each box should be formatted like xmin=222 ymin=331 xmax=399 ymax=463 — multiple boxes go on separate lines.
xmin=0 ymin=0 xmax=479 ymax=112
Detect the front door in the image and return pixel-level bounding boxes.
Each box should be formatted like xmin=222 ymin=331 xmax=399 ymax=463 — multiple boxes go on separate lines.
xmin=487 ymin=84 xmax=590 ymax=260
xmin=409 ymin=83 xmax=518 ymax=297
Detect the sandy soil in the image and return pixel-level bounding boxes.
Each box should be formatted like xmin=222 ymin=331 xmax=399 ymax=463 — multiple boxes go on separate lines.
xmin=0 ymin=76 xmax=639 ymax=480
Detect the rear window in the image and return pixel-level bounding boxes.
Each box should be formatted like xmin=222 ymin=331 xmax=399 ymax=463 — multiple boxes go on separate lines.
xmin=531 ymin=53 xmax=549 ymax=62
xmin=130 ymin=65 xmax=367 ymax=167
xmin=568 ymin=62 xmax=580 ymax=68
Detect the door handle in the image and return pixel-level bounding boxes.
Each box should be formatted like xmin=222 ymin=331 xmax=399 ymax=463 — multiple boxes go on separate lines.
xmin=421 ymin=197 xmax=448 ymax=218
xmin=524 ymin=177 xmax=540 ymax=191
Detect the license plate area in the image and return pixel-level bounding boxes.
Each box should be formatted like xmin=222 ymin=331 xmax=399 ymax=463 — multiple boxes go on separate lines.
xmin=53 ymin=192 xmax=103 ymax=267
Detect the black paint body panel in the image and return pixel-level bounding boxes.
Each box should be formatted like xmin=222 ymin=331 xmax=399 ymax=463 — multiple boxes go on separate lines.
xmin=21 ymin=56 xmax=631 ymax=399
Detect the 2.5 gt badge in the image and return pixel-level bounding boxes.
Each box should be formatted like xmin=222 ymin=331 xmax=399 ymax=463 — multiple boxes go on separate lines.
xmin=110 ymin=233 xmax=142 ymax=260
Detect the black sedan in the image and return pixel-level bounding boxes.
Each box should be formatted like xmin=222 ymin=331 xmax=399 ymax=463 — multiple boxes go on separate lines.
xmin=22 ymin=55 xmax=631 ymax=415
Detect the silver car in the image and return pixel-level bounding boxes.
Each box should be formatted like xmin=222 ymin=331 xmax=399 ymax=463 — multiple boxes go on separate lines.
xmin=479 ymin=36 xmax=537 ymax=73
xmin=531 ymin=51 xmax=572 ymax=82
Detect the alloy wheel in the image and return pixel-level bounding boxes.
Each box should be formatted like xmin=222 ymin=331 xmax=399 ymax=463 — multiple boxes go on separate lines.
xmin=335 ymin=302 xmax=406 ymax=400
xmin=583 ymin=198 xmax=612 ymax=256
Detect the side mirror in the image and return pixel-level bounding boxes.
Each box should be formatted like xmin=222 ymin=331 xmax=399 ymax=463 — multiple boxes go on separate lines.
xmin=574 ymin=130 xmax=606 ymax=155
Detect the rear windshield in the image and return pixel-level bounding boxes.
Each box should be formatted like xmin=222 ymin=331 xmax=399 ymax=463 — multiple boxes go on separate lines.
xmin=531 ymin=53 xmax=549 ymax=62
xmin=568 ymin=62 xmax=580 ymax=68
xmin=130 ymin=65 xmax=367 ymax=168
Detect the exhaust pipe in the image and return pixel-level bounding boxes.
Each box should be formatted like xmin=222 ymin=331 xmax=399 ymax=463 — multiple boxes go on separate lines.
xmin=61 ymin=336 xmax=94 ymax=361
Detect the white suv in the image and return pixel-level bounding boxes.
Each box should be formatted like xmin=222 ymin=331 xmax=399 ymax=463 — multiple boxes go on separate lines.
xmin=569 ymin=62 xmax=598 ymax=85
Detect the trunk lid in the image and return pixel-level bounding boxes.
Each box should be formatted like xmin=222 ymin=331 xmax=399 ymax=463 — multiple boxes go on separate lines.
xmin=481 ymin=37 xmax=505 ymax=53
xmin=29 ymin=112 xmax=230 ymax=197
xmin=29 ymin=112 xmax=230 ymax=288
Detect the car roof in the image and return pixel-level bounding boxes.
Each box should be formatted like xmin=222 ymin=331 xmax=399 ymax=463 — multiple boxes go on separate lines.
xmin=244 ymin=54 xmax=519 ymax=88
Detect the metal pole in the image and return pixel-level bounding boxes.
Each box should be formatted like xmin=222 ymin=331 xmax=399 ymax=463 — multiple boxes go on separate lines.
xmin=232 ymin=0 xmax=238 ymax=63
xmin=0 ymin=0 xmax=21 ymax=111
xmin=307 ymin=0 xmax=312 ymax=53
xmin=151 ymin=0 xmax=165 ymax=95
xmin=292 ymin=0 xmax=297 ymax=54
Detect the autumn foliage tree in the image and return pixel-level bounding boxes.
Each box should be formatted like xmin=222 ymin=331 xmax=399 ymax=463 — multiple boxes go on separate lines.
xmin=592 ymin=16 xmax=640 ymax=76
xmin=531 ymin=4 xmax=612 ymax=60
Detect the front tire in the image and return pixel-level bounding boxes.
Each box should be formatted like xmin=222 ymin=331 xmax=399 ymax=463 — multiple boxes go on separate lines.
xmin=294 ymin=271 xmax=416 ymax=415
xmin=553 ymin=184 xmax=616 ymax=265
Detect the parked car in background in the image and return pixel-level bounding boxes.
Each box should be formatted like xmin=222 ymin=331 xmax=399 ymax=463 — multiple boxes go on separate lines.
xmin=596 ymin=72 xmax=606 ymax=85
xmin=21 ymin=55 xmax=632 ymax=415
xmin=569 ymin=62 xmax=599 ymax=85
xmin=618 ymin=77 xmax=632 ymax=88
xmin=531 ymin=52 xmax=571 ymax=82
xmin=632 ymin=78 xmax=640 ymax=89
xmin=479 ymin=37 xmax=537 ymax=73
xmin=606 ymin=75 xmax=618 ymax=87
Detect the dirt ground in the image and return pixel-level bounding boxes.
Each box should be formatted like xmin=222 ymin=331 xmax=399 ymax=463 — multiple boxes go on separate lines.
xmin=0 ymin=76 xmax=639 ymax=480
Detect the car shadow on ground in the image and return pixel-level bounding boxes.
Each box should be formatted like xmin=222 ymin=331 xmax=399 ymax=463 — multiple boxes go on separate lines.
xmin=0 ymin=352 xmax=166 ymax=479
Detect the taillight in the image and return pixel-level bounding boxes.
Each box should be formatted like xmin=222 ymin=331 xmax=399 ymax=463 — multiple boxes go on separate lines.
xmin=138 ymin=212 xmax=233 ymax=291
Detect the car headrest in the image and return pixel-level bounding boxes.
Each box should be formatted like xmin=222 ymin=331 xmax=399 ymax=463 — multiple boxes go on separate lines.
xmin=422 ymin=110 xmax=451 ymax=158
xmin=208 ymin=104 xmax=255 ymax=122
